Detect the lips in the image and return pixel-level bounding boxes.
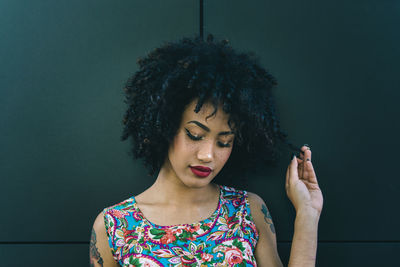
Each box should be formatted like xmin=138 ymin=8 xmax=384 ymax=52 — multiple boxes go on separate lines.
xmin=191 ymin=165 xmax=212 ymax=172
xmin=190 ymin=166 xmax=212 ymax=178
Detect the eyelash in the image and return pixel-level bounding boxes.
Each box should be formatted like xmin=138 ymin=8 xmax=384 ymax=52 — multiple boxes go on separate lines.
xmin=185 ymin=129 xmax=232 ymax=148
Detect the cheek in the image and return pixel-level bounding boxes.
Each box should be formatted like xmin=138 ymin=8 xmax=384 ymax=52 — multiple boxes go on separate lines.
xmin=171 ymin=132 xmax=196 ymax=156
xmin=217 ymin=148 xmax=232 ymax=164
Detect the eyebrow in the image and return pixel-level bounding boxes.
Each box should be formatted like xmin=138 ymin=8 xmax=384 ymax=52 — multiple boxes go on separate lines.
xmin=187 ymin=120 xmax=235 ymax=136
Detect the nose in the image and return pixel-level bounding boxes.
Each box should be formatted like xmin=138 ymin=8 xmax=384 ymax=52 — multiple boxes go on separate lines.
xmin=197 ymin=141 xmax=214 ymax=163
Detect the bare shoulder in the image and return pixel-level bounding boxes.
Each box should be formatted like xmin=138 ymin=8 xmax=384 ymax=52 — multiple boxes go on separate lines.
xmin=92 ymin=211 xmax=106 ymax=234
xmin=247 ymin=191 xmax=265 ymax=207
xmin=90 ymin=211 xmax=119 ymax=267
xmin=246 ymin=191 xmax=284 ymax=267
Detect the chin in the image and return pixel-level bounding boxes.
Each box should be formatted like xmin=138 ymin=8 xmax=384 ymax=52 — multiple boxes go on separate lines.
xmin=181 ymin=174 xmax=215 ymax=189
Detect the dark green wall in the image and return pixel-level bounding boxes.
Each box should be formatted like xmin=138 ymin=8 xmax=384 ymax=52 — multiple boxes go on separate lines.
xmin=1 ymin=0 xmax=398 ymax=266
xmin=205 ymin=0 xmax=400 ymax=266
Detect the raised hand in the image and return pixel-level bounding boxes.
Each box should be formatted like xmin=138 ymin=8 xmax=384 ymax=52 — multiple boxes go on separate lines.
xmin=285 ymin=145 xmax=323 ymax=215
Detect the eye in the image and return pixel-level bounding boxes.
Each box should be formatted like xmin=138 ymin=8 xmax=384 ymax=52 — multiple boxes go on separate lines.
xmin=185 ymin=128 xmax=202 ymax=141
xmin=185 ymin=128 xmax=232 ymax=148
xmin=218 ymin=141 xmax=232 ymax=148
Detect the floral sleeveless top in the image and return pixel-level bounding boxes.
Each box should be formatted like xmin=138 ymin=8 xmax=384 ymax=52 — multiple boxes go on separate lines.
xmin=103 ymin=185 xmax=259 ymax=266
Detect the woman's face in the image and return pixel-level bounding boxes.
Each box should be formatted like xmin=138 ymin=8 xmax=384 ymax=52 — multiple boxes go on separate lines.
xmin=164 ymin=99 xmax=235 ymax=188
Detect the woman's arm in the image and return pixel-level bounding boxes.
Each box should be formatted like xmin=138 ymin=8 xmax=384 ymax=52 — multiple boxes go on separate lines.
xmin=248 ymin=192 xmax=284 ymax=267
xmin=252 ymin=145 xmax=323 ymax=267
xmin=285 ymin=145 xmax=323 ymax=267
xmin=250 ymin=193 xmax=320 ymax=267
xmin=288 ymin=208 xmax=320 ymax=267
xmin=89 ymin=212 xmax=120 ymax=267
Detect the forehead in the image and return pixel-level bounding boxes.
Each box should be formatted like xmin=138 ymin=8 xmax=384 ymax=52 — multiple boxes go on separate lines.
xmin=181 ymin=99 xmax=231 ymax=127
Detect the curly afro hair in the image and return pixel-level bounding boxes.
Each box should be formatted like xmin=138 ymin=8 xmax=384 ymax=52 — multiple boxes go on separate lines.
xmin=121 ymin=34 xmax=301 ymax=180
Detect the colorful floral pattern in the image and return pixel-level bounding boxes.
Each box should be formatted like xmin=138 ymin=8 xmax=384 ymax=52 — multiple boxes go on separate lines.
xmin=103 ymin=185 xmax=259 ymax=266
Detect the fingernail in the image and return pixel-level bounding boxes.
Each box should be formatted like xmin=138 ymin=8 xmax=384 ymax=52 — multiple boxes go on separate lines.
xmin=291 ymin=153 xmax=296 ymax=160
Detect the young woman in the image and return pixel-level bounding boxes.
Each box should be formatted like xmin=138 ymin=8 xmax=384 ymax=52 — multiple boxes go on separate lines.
xmin=90 ymin=34 xmax=323 ymax=267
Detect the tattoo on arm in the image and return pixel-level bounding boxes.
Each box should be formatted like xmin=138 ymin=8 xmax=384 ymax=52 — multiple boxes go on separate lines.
xmin=90 ymin=228 xmax=104 ymax=267
xmin=261 ymin=204 xmax=276 ymax=234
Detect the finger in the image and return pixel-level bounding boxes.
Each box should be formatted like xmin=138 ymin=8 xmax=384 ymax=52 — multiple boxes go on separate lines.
xmin=298 ymin=150 xmax=304 ymax=160
xmin=301 ymin=145 xmax=311 ymax=162
xmin=304 ymin=160 xmax=319 ymax=185
xmin=298 ymin=144 xmax=310 ymax=158
xmin=300 ymin=146 xmax=315 ymax=182
xmin=300 ymin=145 xmax=311 ymax=179
xmin=297 ymin=157 xmax=304 ymax=179
xmin=289 ymin=154 xmax=299 ymax=183
xmin=286 ymin=154 xmax=296 ymax=189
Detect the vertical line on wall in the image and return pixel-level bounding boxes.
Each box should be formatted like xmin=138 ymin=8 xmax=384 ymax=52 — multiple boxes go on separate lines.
xmin=200 ymin=0 xmax=204 ymax=40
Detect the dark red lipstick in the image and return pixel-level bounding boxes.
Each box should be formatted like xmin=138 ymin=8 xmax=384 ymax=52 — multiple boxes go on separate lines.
xmin=190 ymin=165 xmax=212 ymax=178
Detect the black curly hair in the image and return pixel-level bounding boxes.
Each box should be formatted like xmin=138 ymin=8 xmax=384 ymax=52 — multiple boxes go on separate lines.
xmin=121 ymin=33 xmax=301 ymax=181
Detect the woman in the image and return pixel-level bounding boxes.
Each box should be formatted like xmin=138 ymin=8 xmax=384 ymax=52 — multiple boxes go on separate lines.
xmin=90 ymin=34 xmax=323 ymax=267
